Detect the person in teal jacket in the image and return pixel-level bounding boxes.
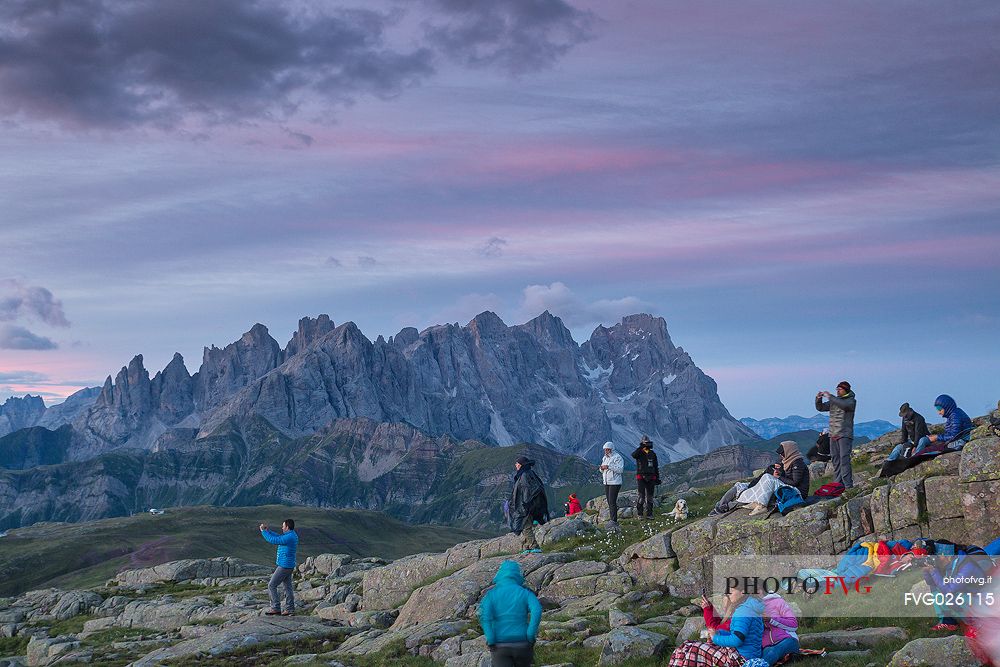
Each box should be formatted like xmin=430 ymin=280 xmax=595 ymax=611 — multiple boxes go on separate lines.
xmin=479 ymin=560 xmax=542 ymax=667
xmin=260 ymin=518 xmax=299 ymax=615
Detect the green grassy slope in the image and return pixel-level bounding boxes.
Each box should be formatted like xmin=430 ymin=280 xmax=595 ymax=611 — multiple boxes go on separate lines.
xmin=0 ymin=505 xmax=489 ymax=596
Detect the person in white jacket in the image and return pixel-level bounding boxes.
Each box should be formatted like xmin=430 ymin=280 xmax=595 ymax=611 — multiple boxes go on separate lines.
xmin=600 ymin=442 xmax=625 ymax=524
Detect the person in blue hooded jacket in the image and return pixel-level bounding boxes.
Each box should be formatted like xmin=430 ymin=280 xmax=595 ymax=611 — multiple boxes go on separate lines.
xmin=668 ymin=590 xmax=764 ymax=666
xmin=479 ymin=560 xmax=542 ymax=667
xmin=260 ymin=518 xmax=299 ymax=615
xmin=912 ymin=395 xmax=973 ymax=457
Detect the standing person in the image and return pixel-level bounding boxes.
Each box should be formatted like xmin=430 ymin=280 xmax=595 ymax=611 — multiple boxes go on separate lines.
xmin=599 ymin=442 xmax=625 ymax=526
xmin=631 ymin=435 xmax=660 ymax=520
xmin=510 ymin=456 xmax=549 ymax=553
xmin=260 ymin=518 xmax=299 ymax=616
xmin=815 ymin=381 xmax=856 ymax=488
xmin=479 ymin=560 xmax=542 ymax=667
xmin=885 ymin=402 xmax=931 ymax=461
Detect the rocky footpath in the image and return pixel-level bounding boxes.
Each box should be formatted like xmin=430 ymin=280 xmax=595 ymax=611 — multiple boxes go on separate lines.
xmin=1 ymin=418 xmax=995 ymax=666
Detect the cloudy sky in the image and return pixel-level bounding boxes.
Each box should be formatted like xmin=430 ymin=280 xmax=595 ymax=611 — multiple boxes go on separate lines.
xmin=1 ymin=0 xmax=998 ymax=422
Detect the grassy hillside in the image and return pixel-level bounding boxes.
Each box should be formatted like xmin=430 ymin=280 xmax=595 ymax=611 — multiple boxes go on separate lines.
xmin=0 ymin=505 xmax=488 ymax=596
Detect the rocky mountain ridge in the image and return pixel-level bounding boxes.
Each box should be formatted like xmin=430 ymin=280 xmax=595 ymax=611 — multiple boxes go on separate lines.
xmin=7 ymin=311 xmax=756 ymax=465
xmin=741 ymin=413 xmax=896 ymax=440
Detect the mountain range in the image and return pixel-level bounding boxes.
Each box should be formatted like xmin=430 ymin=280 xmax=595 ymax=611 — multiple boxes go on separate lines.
xmin=740 ymin=414 xmax=896 ymax=440
xmin=1 ymin=311 xmax=755 ymax=463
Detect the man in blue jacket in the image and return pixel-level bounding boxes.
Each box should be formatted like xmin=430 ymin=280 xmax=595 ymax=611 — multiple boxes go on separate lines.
xmin=260 ymin=518 xmax=299 ymax=616
xmin=479 ymin=560 xmax=542 ymax=667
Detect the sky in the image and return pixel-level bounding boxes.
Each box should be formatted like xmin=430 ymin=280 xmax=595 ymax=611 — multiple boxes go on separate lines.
xmin=1 ymin=0 xmax=999 ymax=423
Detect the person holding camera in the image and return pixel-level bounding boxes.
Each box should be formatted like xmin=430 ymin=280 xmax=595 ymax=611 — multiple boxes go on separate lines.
xmin=815 ymin=381 xmax=856 ymax=488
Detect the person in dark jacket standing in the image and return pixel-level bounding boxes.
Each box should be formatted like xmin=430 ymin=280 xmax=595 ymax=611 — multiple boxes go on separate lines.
xmin=885 ymin=402 xmax=931 ymax=461
xmin=773 ymin=440 xmax=810 ymax=498
xmin=631 ymin=436 xmax=660 ymax=519
xmin=510 ymin=456 xmax=549 ymax=553
xmin=815 ymin=381 xmax=856 ymax=488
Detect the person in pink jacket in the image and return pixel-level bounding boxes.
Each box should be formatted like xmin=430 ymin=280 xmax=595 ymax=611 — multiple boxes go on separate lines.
xmin=761 ymin=593 xmax=799 ymax=665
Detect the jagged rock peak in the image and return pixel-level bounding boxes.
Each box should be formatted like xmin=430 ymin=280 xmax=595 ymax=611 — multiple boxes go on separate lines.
xmin=467 ymin=311 xmax=508 ymax=337
xmin=391 ymin=327 xmax=419 ymax=348
xmin=284 ymin=314 xmax=336 ymax=359
xmin=518 ymin=310 xmax=575 ymax=349
xmin=0 ymin=394 xmax=47 ymax=438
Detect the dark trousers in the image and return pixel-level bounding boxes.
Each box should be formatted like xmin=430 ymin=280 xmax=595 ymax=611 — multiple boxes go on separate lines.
xmin=636 ymin=479 xmax=656 ymax=517
xmin=491 ymin=642 xmax=534 ymax=667
xmin=604 ymin=484 xmax=621 ymax=522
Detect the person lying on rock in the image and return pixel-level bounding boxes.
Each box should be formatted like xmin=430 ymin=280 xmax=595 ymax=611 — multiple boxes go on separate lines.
xmin=260 ymin=518 xmax=299 ymax=616
xmin=669 ymin=589 xmax=765 ymax=667
xmin=479 ymin=560 xmax=542 ymax=667
xmin=709 ymin=456 xmax=797 ymax=518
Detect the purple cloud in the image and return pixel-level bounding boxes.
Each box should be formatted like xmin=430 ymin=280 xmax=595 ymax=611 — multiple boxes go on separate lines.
xmin=0 ymin=325 xmax=58 ymax=350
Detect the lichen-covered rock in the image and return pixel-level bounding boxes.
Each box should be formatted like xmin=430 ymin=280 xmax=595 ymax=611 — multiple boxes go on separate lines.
xmin=598 ymin=626 xmax=670 ymax=665
xmin=959 ymin=436 xmax=1000 ymax=482
xmin=131 ymin=617 xmax=348 ymax=666
xmin=608 ymin=609 xmax=636 ymax=627
xmin=896 ymin=452 xmax=961 ymax=482
xmin=960 ymin=479 xmax=1000 ymax=546
xmin=535 ymin=515 xmax=598 ymax=545
xmin=444 ymin=652 xmax=491 ymax=667
xmin=49 ymin=590 xmax=103 ymax=621
xmin=361 ymin=552 xmax=448 ymax=611
xmin=114 ymin=557 xmax=271 ymax=586
xmin=887 ymin=635 xmax=980 ymax=666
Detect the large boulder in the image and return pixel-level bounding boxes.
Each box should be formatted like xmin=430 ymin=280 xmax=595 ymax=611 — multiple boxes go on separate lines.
xmin=393 ymin=553 xmax=572 ymax=628
xmin=534 ymin=515 xmax=598 ymax=545
xmin=959 ymin=479 xmax=1000 ymax=546
xmin=598 ymin=626 xmax=670 ymax=665
xmin=114 ymin=596 xmax=216 ymax=631
xmin=958 ymin=436 xmax=1000 ymax=482
xmin=49 ymin=591 xmax=103 ymax=621
xmin=115 ymin=557 xmax=271 ymax=586
xmin=887 ymin=635 xmax=980 ymax=666
xmin=618 ymin=530 xmax=676 ymax=588
xmin=361 ymin=552 xmax=448 ymax=611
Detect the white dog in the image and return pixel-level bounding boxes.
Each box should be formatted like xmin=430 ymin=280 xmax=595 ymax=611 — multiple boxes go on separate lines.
xmin=668 ymin=498 xmax=689 ymax=522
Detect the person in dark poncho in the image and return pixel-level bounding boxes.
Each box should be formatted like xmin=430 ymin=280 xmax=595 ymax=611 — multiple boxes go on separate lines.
xmin=509 ymin=456 xmax=549 ymax=553
xmin=631 ymin=435 xmax=660 ymax=520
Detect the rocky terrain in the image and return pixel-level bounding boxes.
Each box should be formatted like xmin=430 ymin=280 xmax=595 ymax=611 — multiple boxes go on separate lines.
xmin=0 ymin=419 xmax=601 ymax=530
xmin=2 ymin=312 xmax=756 ymax=467
xmin=1 ymin=408 xmax=995 ymax=667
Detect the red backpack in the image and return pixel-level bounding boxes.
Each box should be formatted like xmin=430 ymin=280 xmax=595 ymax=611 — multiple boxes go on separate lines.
xmin=813 ymin=482 xmax=846 ymax=498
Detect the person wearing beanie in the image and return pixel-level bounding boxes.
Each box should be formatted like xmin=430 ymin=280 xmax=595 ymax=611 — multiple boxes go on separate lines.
xmin=599 ymin=442 xmax=625 ymax=526
xmin=885 ymin=402 xmax=930 ymax=461
xmin=631 ymin=436 xmax=660 ymax=519
xmin=509 ymin=456 xmax=549 ymax=553
xmin=815 ymin=380 xmax=857 ymax=488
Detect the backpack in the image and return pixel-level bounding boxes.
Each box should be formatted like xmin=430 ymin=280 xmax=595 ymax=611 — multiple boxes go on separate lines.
xmin=813 ymin=482 xmax=846 ymax=497
xmin=775 ymin=486 xmax=805 ymax=515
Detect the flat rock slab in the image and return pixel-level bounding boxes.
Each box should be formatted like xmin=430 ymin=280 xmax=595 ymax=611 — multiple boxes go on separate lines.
xmin=887 ymin=635 xmax=981 ymax=667
xmin=116 ymin=557 xmax=272 ymax=586
xmin=799 ymin=626 xmax=908 ymax=648
xmin=129 ymin=617 xmax=346 ymax=666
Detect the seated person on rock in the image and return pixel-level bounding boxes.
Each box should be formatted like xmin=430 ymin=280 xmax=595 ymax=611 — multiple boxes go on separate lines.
xmin=669 ymin=589 xmax=764 ymax=667
xmin=887 ymin=394 xmax=972 ymax=461
xmin=773 ymin=440 xmax=809 ymax=499
xmin=806 ymin=430 xmax=831 ymax=463
xmin=761 ymin=593 xmax=799 ymax=666
xmin=922 ymin=545 xmax=995 ymax=632
xmin=884 ymin=402 xmax=930 ymax=461
xmin=479 ymin=560 xmax=542 ymax=667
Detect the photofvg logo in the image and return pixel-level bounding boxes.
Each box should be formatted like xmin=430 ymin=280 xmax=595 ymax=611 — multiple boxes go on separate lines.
xmin=710 ymin=555 xmax=997 ymax=618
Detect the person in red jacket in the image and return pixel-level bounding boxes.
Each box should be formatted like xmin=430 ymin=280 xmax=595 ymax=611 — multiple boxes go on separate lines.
xmin=565 ymin=493 xmax=583 ymax=516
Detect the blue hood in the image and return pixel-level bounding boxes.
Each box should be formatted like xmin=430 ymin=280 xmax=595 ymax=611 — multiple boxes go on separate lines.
xmin=934 ymin=394 xmax=957 ymax=417
xmin=738 ymin=596 xmax=765 ymax=616
xmin=494 ymin=560 xmax=525 ymax=586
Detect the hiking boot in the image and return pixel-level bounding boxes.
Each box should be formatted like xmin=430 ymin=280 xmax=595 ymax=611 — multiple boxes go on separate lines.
xmin=264 ymin=609 xmax=281 ymax=616
xmin=748 ymin=503 xmax=768 ymax=516
xmin=280 ymin=610 xmax=294 ymax=616
xmin=930 ymin=623 xmax=959 ymax=631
